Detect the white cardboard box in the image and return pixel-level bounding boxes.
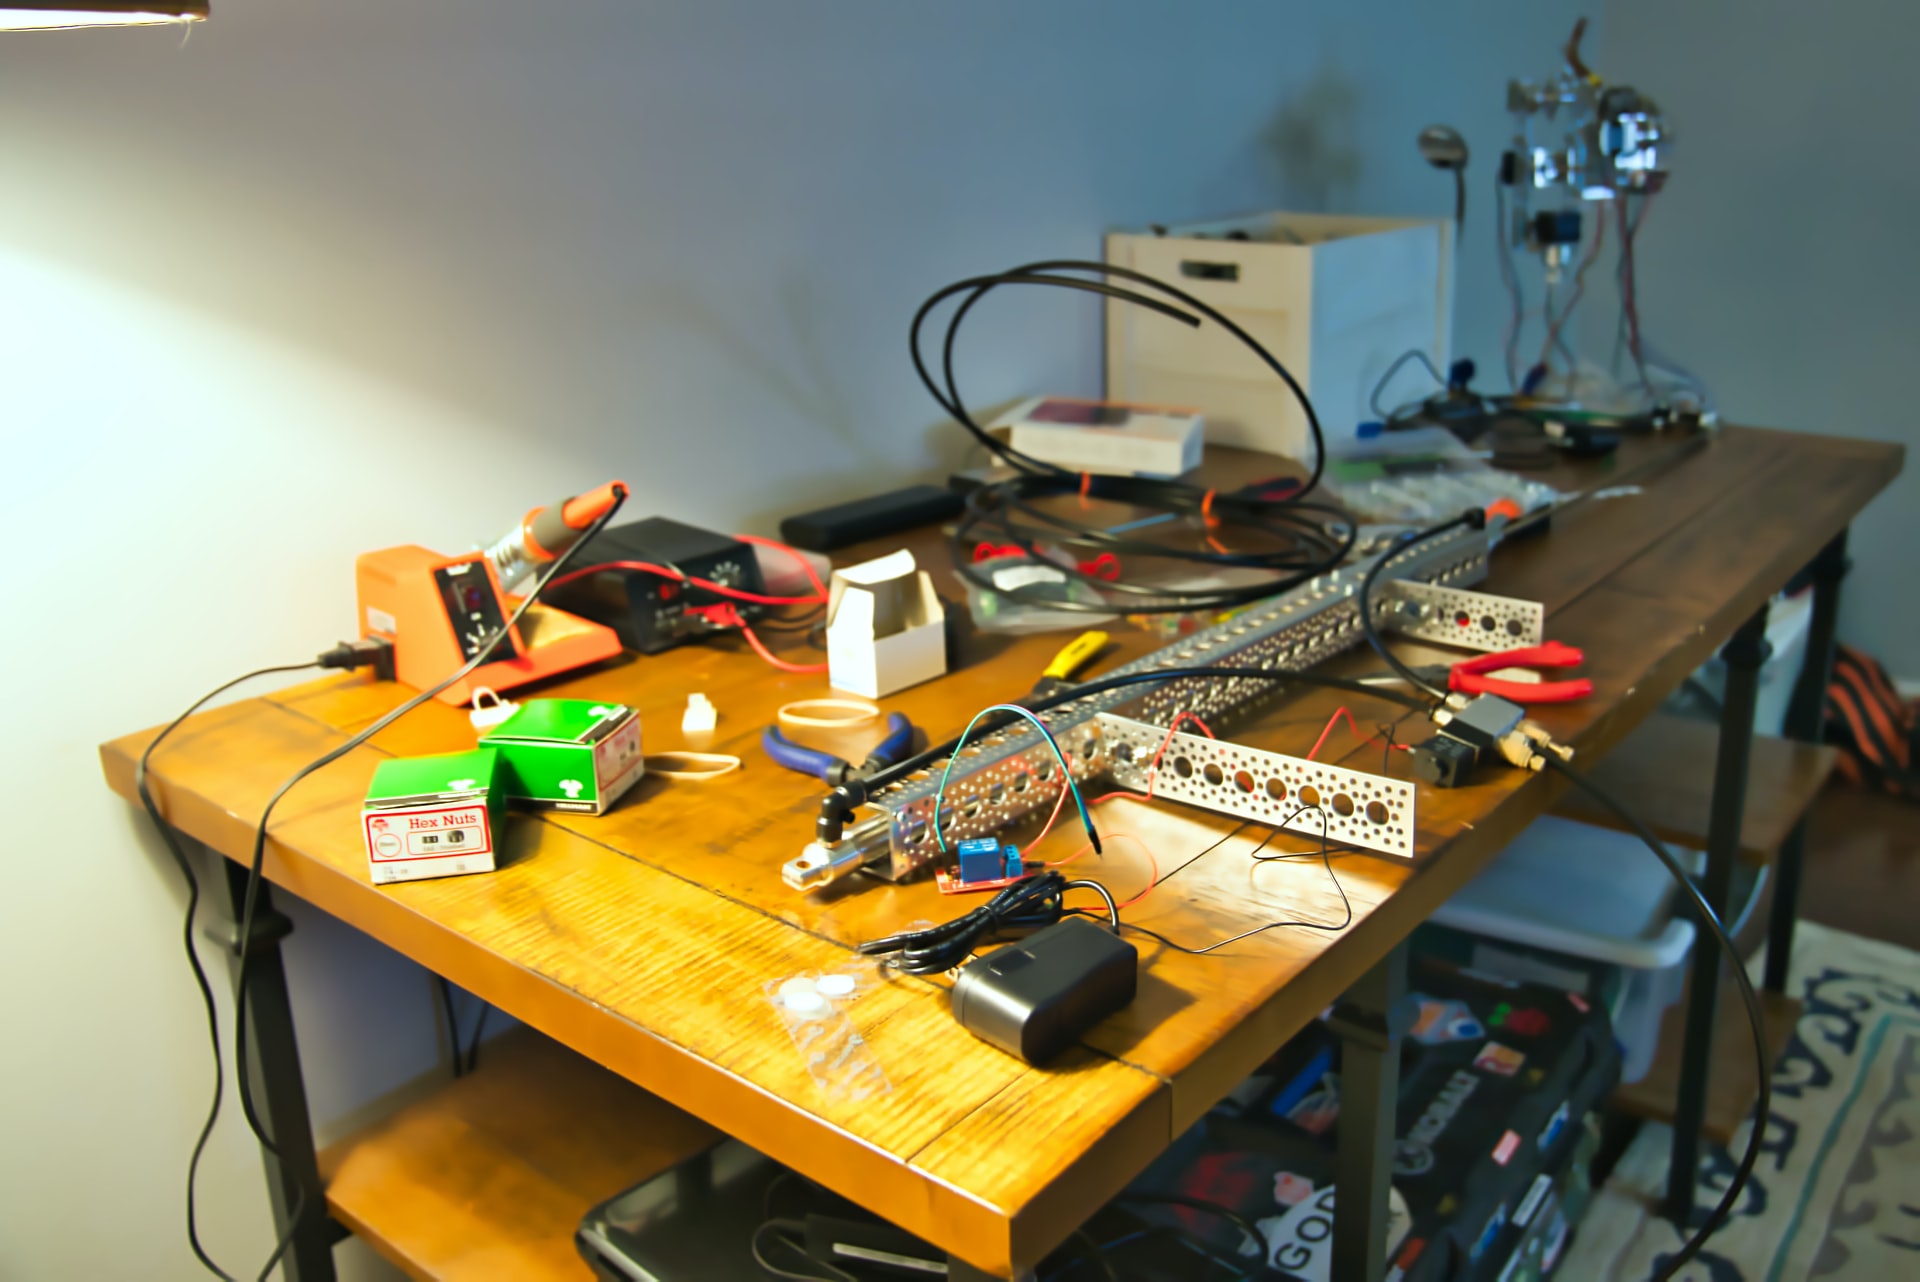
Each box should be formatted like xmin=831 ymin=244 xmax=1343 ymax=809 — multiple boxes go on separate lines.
xmin=1105 ymin=212 xmax=1453 ymax=458
xmin=996 ymin=395 xmax=1204 ymax=478
xmin=826 ymin=549 xmax=947 ymax=698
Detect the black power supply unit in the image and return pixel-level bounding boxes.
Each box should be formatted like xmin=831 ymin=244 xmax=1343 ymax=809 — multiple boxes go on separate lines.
xmin=544 ymin=517 xmax=770 ymax=654
xmin=950 ymin=916 xmax=1137 ymax=1064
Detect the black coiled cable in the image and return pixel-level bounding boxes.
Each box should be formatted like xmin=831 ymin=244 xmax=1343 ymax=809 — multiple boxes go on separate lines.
xmin=857 ymin=871 xmax=1115 ymax=975
xmin=911 ymin=260 xmax=1356 ymax=614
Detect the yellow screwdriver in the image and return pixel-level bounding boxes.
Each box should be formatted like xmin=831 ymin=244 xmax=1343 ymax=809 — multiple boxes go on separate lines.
xmin=1027 ymin=630 xmax=1110 ymax=700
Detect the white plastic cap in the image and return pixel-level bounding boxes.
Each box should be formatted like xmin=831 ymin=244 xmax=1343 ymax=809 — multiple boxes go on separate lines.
xmin=682 ymin=693 xmax=717 ymax=735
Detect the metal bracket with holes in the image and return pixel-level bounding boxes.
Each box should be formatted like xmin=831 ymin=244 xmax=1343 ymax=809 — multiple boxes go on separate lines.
xmin=1095 ymin=714 xmax=1417 ymax=859
xmin=1386 ymin=581 xmax=1544 ymax=652
xmin=782 ymin=522 xmax=1494 ymax=891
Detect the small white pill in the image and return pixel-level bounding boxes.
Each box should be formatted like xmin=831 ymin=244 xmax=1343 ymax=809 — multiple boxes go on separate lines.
xmin=816 ymin=974 xmax=856 ymax=998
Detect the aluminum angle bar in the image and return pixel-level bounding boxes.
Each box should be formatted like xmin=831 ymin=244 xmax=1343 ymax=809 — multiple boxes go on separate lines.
xmin=1096 ymin=714 xmax=1417 ymax=859
xmin=1387 ymin=581 xmax=1543 ymax=651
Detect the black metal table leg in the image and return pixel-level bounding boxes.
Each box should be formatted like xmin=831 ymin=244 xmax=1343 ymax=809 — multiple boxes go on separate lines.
xmin=1329 ymin=940 xmax=1410 ymax=1282
xmin=1663 ymin=605 xmax=1770 ymax=1223
xmin=1764 ymin=529 xmax=1851 ymax=995
xmin=218 ymin=859 xmax=337 ymax=1282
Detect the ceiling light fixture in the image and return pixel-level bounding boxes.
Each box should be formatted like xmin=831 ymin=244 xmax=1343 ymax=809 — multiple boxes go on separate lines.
xmin=0 ymin=1 xmax=206 ymax=31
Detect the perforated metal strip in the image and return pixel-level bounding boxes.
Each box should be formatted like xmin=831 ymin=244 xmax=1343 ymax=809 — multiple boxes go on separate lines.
xmin=1096 ymin=714 xmax=1417 ymax=859
xmin=1388 ymin=581 xmax=1544 ymax=651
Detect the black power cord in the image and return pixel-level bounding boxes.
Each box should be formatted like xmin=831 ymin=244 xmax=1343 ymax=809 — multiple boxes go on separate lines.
xmin=1112 ymin=807 xmax=1353 ymax=956
xmin=434 ymin=977 xmax=493 ymax=1078
xmin=436 ymin=976 xmax=465 ymax=1078
xmin=138 ymin=663 xmax=318 ymax=1282
xmin=1113 ymin=1193 xmax=1269 ymax=1264
xmin=136 ymin=644 xmax=391 ymax=1281
xmin=1543 ymin=755 xmax=1769 ymax=1280
xmin=750 ymin=1218 xmax=858 ymax=1282
xmin=856 ymin=871 xmax=1117 ymax=975
xmin=912 ymin=260 xmax=1357 ymax=615
xmin=465 ymin=1003 xmax=492 ymax=1074
xmin=201 ymin=486 xmax=628 ymax=1277
xmin=1357 ymin=510 xmax=1483 ymax=704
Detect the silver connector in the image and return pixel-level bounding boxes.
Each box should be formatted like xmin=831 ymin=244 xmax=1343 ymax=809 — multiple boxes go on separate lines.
xmin=783 ymin=832 xmax=879 ymax=890
xmin=484 ymin=526 xmax=536 ymax=592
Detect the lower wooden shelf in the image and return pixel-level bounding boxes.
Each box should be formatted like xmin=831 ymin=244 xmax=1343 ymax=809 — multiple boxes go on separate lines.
xmin=1554 ymin=713 xmax=1837 ymax=867
xmin=319 ymin=1027 xmax=721 ymax=1281
xmin=1610 ymin=972 xmax=1802 ymax=1145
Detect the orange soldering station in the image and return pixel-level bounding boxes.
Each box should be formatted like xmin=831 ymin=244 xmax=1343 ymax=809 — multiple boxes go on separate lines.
xmin=355 ymin=482 xmax=627 ymax=705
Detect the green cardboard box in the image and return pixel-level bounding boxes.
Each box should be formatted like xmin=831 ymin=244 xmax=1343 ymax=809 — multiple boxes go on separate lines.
xmin=362 ymin=748 xmax=505 ymax=885
xmin=479 ymin=699 xmax=644 ymax=815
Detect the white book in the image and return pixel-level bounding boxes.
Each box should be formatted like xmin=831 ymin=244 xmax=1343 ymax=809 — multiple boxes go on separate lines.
xmin=999 ymin=396 xmax=1204 ymax=478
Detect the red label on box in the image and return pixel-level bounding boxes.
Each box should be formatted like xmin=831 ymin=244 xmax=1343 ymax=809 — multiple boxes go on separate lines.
xmin=364 ymin=805 xmax=493 ymax=862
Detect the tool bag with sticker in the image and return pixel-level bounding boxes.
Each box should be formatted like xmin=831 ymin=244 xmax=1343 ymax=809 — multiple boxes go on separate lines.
xmin=1124 ymin=956 xmax=1618 ymax=1282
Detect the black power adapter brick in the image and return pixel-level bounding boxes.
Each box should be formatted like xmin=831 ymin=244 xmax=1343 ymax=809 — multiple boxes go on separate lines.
xmin=950 ymin=916 xmax=1137 ymax=1064
xmin=779 ymin=484 xmax=963 ymax=552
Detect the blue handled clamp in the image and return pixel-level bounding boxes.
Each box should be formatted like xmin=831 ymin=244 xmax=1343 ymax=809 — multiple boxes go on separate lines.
xmin=763 ymin=712 xmax=916 ymax=787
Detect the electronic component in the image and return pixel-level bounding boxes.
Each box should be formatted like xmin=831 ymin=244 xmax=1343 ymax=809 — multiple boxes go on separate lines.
xmin=778 ymin=484 xmax=964 ymax=552
xmin=355 ymin=487 xmax=627 ymax=705
xmin=544 ymin=517 xmax=770 ymax=654
xmin=1508 ymin=20 xmax=1668 ymax=201
xmin=1501 ymin=18 xmax=1670 ymax=277
xmin=950 ymin=916 xmax=1138 ymax=1065
xmin=954 ymin=836 xmax=1022 ymax=887
xmin=1528 ymin=209 xmax=1584 ymax=248
xmin=1409 ymin=693 xmax=1573 ymax=787
xmin=1410 ymin=693 xmax=1525 ymax=787
xmin=432 ymin=561 xmax=514 ymax=661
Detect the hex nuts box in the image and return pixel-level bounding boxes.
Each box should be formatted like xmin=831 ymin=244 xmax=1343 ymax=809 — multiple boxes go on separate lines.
xmin=479 ymin=699 xmax=644 ymax=814
xmin=362 ymin=748 xmax=505 ymax=885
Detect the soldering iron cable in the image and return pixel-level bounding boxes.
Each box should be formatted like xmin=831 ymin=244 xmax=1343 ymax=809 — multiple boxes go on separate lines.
xmin=222 ymin=484 xmax=631 ymax=1271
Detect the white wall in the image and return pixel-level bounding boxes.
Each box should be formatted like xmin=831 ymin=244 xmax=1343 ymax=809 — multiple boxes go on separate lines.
xmin=0 ymin=3 xmax=1589 ymax=1277
xmin=1597 ymin=0 xmax=1918 ymax=676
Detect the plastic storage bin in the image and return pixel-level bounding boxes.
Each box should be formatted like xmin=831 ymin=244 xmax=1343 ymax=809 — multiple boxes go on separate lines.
xmin=1689 ymin=587 xmax=1813 ymax=737
xmin=1425 ymin=816 xmax=1700 ymax=1084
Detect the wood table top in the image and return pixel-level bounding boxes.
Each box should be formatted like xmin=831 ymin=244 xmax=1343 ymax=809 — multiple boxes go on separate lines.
xmin=100 ymin=425 xmax=1901 ymax=1277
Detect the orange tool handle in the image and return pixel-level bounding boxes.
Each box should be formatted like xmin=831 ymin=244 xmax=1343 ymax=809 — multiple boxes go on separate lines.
xmin=523 ymin=480 xmax=629 ymax=560
xmin=561 ymin=480 xmax=627 ymax=529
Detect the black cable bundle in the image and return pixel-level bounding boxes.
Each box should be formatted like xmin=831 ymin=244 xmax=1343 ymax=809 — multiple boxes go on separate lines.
xmin=856 ymin=871 xmax=1114 ymax=975
xmin=911 ymin=259 xmax=1356 ymax=614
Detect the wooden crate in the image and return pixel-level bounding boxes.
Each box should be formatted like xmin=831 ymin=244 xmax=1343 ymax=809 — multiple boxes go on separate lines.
xmin=1105 ymin=212 xmax=1452 ymax=457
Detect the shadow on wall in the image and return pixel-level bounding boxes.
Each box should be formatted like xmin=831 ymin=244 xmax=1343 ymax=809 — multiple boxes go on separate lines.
xmin=1260 ymin=64 xmax=1365 ymax=212
xmin=632 ymin=277 xmax=863 ymax=460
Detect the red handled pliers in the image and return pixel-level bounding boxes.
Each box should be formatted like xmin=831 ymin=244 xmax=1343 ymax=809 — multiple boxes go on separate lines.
xmin=1368 ymin=640 xmax=1593 ymax=704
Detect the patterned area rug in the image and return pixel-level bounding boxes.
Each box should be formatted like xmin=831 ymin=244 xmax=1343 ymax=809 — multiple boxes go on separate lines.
xmin=1560 ymin=919 xmax=1920 ymax=1281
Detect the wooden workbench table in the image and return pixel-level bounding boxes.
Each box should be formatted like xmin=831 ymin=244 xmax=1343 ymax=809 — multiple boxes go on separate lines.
xmin=101 ymin=426 xmax=1900 ymax=1279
